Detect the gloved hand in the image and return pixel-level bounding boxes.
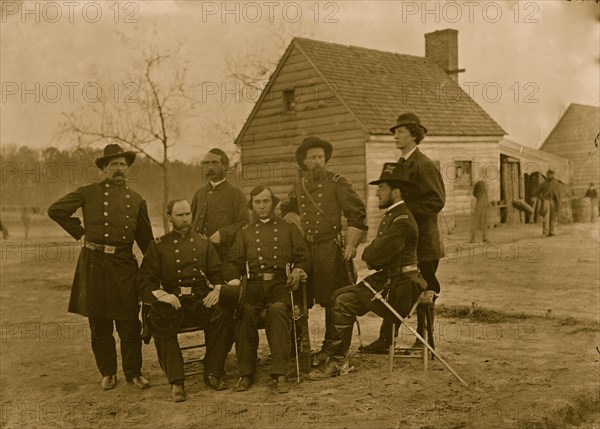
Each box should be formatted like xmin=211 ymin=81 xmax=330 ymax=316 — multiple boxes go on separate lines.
xmin=285 ymin=268 xmax=307 ymax=291
xmin=159 ymin=293 xmax=181 ymax=310
xmin=343 ymin=246 xmax=357 ymax=261
xmin=406 ymin=271 xmax=428 ymax=291
xmin=344 ymin=227 xmax=367 ymax=261
xmin=227 ymin=279 xmax=241 ymax=286
xmin=203 ymin=284 xmax=222 ymax=308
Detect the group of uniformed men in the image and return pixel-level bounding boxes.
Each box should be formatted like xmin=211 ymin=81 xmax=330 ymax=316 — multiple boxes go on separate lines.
xmin=49 ymin=112 xmax=446 ymax=402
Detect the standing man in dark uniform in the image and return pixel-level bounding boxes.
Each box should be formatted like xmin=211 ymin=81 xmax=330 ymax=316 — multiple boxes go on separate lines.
xmin=48 ymin=144 xmax=154 ymax=390
xmin=191 ymin=148 xmax=250 ymax=264
xmin=137 ymin=199 xmax=232 ymax=402
xmin=308 ymin=163 xmax=426 ymax=379
xmin=283 ymin=137 xmax=367 ymax=366
xmin=539 ymin=169 xmax=561 ymax=237
xmin=225 ymin=185 xmax=310 ymax=393
xmin=361 ymin=113 xmax=446 ymax=353
xmin=190 ymin=148 xmax=249 ymax=385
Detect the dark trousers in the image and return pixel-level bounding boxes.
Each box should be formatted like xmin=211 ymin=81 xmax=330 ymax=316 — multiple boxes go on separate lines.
xmin=377 ymin=260 xmax=440 ymax=342
xmin=542 ymin=199 xmax=558 ymax=236
xmin=236 ymin=280 xmax=292 ymax=377
xmin=329 ymin=279 xmax=418 ymax=357
xmin=88 ymin=318 xmax=142 ymax=381
xmin=153 ymin=303 xmax=232 ymax=385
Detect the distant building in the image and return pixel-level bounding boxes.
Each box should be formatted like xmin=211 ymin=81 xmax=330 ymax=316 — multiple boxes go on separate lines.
xmin=499 ymin=138 xmax=572 ymax=224
xmin=541 ymin=103 xmax=600 ymax=197
xmin=238 ymin=30 xmax=570 ymax=234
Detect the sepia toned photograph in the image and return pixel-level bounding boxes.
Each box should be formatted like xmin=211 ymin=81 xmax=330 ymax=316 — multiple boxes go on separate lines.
xmin=1 ymin=1 xmax=599 ymax=428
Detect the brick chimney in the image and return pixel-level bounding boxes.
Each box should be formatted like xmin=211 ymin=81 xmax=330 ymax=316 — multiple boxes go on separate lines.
xmin=425 ymin=29 xmax=464 ymax=82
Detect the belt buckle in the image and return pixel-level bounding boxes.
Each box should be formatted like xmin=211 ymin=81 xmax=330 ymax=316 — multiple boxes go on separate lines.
xmin=262 ymin=273 xmax=274 ymax=281
xmin=104 ymin=245 xmax=116 ymax=254
xmin=180 ymin=287 xmax=192 ymax=296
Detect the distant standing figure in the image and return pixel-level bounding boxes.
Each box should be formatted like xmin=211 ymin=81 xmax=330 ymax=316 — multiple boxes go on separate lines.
xmin=528 ymin=173 xmax=543 ymax=224
xmin=585 ymin=183 xmax=598 ymax=222
xmin=470 ymin=181 xmax=489 ymax=243
xmin=21 ymin=207 xmax=31 ymax=240
xmin=0 ymin=219 xmax=8 ymax=239
xmin=539 ymin=170 xmax=561 ymax=237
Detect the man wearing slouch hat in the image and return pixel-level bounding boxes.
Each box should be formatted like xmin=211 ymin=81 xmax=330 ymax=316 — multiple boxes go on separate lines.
xmin=48 ymin=144 xmax=154 ymax=391
xmin=282 ymin=136 xmax=368 ymax=366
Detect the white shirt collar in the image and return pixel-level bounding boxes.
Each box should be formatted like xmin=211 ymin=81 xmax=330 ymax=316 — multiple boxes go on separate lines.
xmin=385 ymin=200 xmax=405 ymax=213
xmin=401 ymin=146 xmax=417 ymax=160
xmin=258 ymin=217 xmax=271 ymax=223
xmin=209 ymin=178 xmax=227 ymax=188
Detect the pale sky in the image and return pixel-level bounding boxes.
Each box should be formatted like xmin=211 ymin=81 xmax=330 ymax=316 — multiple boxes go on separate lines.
xmin=1 ymin=0 xmax=598 ymax=161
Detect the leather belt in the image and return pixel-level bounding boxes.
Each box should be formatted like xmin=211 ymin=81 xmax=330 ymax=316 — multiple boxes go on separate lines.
xmin=248 ymin=272 xmax=286 ymax=281
xmin=175 ymin=284 xmax=209 ymax=297
xmin=304 ymin=232 xmax=338 ymax=244
xmin=85 ymin=240 xmax=132 ymax=255
xmin=388 ymin=264 xmax=419 ymax=277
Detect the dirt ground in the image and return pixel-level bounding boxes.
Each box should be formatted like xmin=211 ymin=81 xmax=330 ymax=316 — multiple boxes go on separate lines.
xmin=1 ymin=215 xmax=599 ymax=429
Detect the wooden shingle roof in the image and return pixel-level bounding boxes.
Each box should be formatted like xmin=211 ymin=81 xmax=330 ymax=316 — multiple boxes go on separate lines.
xmin=293 ymin=37 xmax=506 ymax=137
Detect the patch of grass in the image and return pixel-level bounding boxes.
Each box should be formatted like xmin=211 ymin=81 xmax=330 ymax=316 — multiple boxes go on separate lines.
xmin=519 ymin=389 xmax=599 ymax=429
xmin=437 ymin=304 xmax=600 ymax=332
xmin=436 ymin=304 xmax=528 ymax=323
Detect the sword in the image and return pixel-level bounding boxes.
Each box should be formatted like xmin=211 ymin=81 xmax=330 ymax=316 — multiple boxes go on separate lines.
xmin=362 ymin=280 xmax=468 ymax=387
xmin=287 ymin=263 xmax=301 ymax=383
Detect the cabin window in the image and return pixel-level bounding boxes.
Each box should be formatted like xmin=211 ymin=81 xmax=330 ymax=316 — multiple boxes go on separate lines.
xmin=454 ymin=160 xmax=472 ymax=187
xmin=282 ymin=88 xmax=296 ymax=114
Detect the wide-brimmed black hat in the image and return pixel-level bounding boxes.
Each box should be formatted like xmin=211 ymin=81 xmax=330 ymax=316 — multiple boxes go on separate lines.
xmin=295 ymin=136 xmax=333 ymax=170
xmin=369 ymin=163 xmax=420 ymax=194
xmin=389 ymin=113 xmax=428 ymax=134
xmin=146 ymin=301 xmax=183 ymax=339
xmin=95 ymin=144 xmax=136 ymax=169
xmin=218 ymin=282 xmax=246 ymax=312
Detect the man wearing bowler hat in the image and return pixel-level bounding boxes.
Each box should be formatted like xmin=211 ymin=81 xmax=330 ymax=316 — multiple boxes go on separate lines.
xmin=283 ymin=136 xmax=367 ymax=366
xmin=48 ymin=144 xmax=154 ymax=390
xmin=225 ymin=185 xmax=310 ymax=393
xmin=309 ymin=163 xmax=426 ymax=380
xmin=361 ymin=113 xmax=446 ymax=354
xmin=137 ymin=199 xmax=234 ymax=401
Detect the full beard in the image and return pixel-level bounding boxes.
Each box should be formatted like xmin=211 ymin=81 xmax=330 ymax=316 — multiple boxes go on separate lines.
xmin=306 ymin=165 xmax=327 ymax=181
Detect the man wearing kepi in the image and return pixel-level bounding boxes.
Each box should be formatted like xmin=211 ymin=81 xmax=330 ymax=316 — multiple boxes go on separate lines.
xmin=225 ymin=185 xmax=310 ymax=393
xmin=137 ymin=199 xmax=232 ymax=402
xmin=191 ymin=148 xmax=250 ymax=264
xmin=284 ymin=137 xmax=367 ymax=366
xmin=48 ymin=144 xmax=153 ymax=391
xmin=361 ymin=113 xmax=446 ymax=354
xmin=309 ymin=163 xmax=426 ymax=379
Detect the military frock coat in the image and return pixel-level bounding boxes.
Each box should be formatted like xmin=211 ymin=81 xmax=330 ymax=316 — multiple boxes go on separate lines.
xmin=224 ymin=216 xmax=310 ymax=306
xmin=361 ymin=202 xmax=421 ymax=316
xmin=48 ymin=179 xmax=154 ymax=320
xmin=190 ymin=180 xmax=250 ymax=261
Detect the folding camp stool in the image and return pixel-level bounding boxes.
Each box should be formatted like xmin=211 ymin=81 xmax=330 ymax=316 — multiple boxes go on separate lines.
xmin=179 ymin=324 xmax=207 ymax=377
xmin=389 ymin=290 xmax=436 ymax=372
xmin=179 ymin=281 xmax=312 ymax=377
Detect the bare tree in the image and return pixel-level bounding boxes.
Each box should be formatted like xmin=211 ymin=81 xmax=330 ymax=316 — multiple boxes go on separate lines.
xmin=59 ymin=44 xmax=201 ymax=233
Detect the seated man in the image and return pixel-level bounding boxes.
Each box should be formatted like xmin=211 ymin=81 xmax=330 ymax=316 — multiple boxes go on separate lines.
xmin=137 ymin=199 xmax=233 ymax=402
xmin=309 ymin=163 xmax=427 ymax=380
xmin=224 ymin=185 xmax=310 ymax=393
